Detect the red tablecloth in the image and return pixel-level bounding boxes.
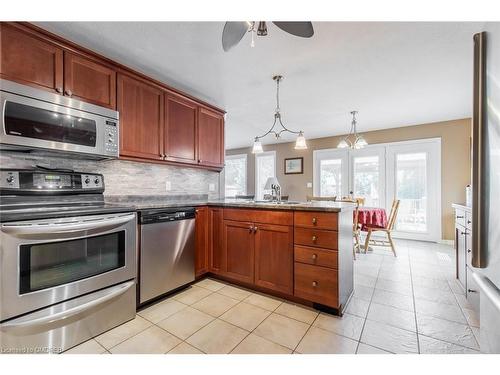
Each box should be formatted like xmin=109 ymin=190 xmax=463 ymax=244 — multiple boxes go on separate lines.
xmin=356 ymin=207 xmax=388 ymax=231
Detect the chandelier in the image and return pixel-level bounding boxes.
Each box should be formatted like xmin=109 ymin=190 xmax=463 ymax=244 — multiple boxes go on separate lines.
xmin=252 ymin=75 xmax=307 ymax=153
xmin=337 ymin=111 xmax=368 ymax=149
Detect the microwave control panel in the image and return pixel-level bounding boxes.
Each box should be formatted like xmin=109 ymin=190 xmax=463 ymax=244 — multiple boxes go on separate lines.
xmin=104 ymin=120 xmax=118 ymax=154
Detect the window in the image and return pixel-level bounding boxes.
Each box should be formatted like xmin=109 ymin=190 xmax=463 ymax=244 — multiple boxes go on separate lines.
xmin=313 ymin=138 xmax=441 ymax=241
xmin=224 ymin=154 xmax=247 ymax=197
xmin=255 ymin=151 xmax=276 ymax=200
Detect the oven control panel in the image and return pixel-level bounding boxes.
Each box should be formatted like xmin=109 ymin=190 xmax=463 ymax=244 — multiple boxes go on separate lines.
xmin=0 ymin=169 xmax=105 ymax=194
xmin=81 ymin=174 xmax=103 ymax=189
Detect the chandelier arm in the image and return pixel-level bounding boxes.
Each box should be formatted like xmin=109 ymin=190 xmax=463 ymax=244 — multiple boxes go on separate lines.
xmin=277 ymin=114 xmax=302 ymax=135
xmin=255 ymin=115 xmax=279 ymax=140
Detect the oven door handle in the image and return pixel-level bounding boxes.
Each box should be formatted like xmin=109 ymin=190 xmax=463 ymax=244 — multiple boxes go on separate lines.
xmin=0 ymin=280 xmax=135 ymax=330
xmin=1 ymin=213 xmax=136 ymax=236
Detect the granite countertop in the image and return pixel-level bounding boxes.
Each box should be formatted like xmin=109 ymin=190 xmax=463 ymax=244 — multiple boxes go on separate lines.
xmin=105 ymin=195 xmax=356 ymax=212
xmin=452 ymin=203 xmax=472 ymax=212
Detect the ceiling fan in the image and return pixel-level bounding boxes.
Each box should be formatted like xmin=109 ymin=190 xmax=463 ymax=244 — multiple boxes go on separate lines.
xmin=222 ymin=21 xmax=314 ymax=51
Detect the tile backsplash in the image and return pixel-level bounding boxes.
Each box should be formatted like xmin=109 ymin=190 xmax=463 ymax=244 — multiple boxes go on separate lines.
xmin=0 ymin=152 xmax=222 ymax=198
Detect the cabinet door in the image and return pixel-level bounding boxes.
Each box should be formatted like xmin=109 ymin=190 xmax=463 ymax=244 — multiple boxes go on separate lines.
xmin=64 ymin=52 xmax=116 ymax=109
xmin=164 ymin=94 xmax=197 ymax=164
xmin=255 ymin=224 xmax=293 ymax=294
xmin=0 ymin=24 xmax=63 ymax=93
xmin=195 ymin=207 xmax=209 ymax=277
xmin=456 ymin=224 xmax=466 ymax=289
xmin=117 ymin=73 xmax=164 ymax=160
xmin=223 ymin=220 xmax=254 ymax=284
xmin=197 ymin=107 xmax=224 ymax=168
xmin=209 ymin=207 xmax=225 ymax=274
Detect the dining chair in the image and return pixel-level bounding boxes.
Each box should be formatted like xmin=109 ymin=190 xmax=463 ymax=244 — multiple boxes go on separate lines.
xmin=352 ymin=203 xmax=362 ymax=260
xmin=306 ymin=195 xmax=337 ymax=202
xmin=363 ymin=199 xmax=401 ymax=257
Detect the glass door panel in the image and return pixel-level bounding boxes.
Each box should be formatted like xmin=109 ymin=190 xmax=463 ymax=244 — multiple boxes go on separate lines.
xmin=395 ymin=152 xmax=427 ymax=232
xmin=350 ymin=147 xmax=385 ymax=207
xmin=313 ymin=149 xmax=349 ymax=198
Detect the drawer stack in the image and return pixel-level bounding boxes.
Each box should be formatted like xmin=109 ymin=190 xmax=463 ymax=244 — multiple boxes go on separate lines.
xmin=293 ymin=211 xmax=339 ymax=308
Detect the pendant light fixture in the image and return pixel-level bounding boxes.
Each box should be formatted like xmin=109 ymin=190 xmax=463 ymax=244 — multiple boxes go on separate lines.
xmin=337 ymin=111 xmax=368 ymax=149
xmin=252 ymin=75 xmax=307 ymax=153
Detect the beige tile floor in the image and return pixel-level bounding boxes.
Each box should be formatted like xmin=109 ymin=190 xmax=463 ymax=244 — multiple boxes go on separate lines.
xmin=65 ymin=239 xmax=480 ymax=354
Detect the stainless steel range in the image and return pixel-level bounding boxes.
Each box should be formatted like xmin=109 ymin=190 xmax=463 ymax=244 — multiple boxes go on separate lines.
xmin=0 ymin=168 xmax=137 ymax=354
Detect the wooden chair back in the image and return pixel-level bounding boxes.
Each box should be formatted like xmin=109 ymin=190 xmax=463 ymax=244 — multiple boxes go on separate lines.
xmin=353 ymin=204 xmax=360 ymax=231
xmin=387 ymin=199 xmax=401 ymax=230
xmin=306 ymin=195 xmax=337 ymax=202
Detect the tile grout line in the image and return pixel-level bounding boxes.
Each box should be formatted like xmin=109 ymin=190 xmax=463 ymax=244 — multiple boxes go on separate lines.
xmin=408 ymin=246 xmax=421 ymax=354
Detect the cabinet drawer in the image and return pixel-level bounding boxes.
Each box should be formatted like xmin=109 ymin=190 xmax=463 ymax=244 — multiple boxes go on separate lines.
xmin=294 ymin=211 xmax=338 ymax=230
xmin=455 ymin=209 xmax=466 ymax=228
xmin=465 ymin=211 xmax=472 ymax=231
xmin=294 ymin=227 xmax=338 ymax=249
xmin=294 ymin=245 xmax=337 ymax=269
xmin=294 ymin=262 xmax=338 ymax=307
xmin=466 ymin=266 xmax=480 ymax=314
xmin=224 ymin=208 xmax=293 ymax=226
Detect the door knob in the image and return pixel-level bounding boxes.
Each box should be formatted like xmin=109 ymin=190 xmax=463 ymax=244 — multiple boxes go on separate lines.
xmin=312 ymin=235 xmax=317 ymax=242
xmin=468 ymin=289 xmax=477 ymax=293
xmin=311 ymin=254 xmax=318 ymax=260
xmin=249 ymin=226 xmax=253 ymax=233
xmin=312 ymin=217 xmax=317 ymax=224
xmin=253 ymin=226 xmax=258 ymax=233
xmin=312 ymin=281 xmax=318 ymax=287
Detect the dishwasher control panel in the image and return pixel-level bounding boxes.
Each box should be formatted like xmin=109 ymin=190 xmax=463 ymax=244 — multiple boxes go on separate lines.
xmin=139 ymin=207 xmax=196 ymax=224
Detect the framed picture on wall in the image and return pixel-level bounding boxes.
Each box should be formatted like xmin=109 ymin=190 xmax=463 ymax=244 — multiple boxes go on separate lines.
xmin=284 ymin=157 xmax=304 ymax=174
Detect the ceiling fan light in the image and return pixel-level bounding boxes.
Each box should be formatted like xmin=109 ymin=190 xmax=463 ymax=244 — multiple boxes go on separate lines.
xmin=294 ymin=132 xmax=307 ymax=150
xmin=337 ymin=139 xmax=349 ymax=149
xmin=252 ymin=138 xmax=263 ymax=153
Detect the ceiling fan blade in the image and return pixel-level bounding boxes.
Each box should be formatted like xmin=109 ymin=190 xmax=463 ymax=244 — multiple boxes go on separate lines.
xmin=222 ymin=22 xmax=249 ymax=51
xmin=272 ymin=22 xmax=314 ymax=38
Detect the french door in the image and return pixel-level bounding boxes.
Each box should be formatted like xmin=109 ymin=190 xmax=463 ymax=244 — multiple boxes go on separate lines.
xmin=313 ymin=139 xmax=441 ymax=241
xmin=386 ymin=141 xmax=441 ymax=241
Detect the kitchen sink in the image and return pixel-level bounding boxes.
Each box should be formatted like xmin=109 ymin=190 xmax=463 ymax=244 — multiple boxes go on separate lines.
xmin=253 ymin=200 xmax=302 ymax=205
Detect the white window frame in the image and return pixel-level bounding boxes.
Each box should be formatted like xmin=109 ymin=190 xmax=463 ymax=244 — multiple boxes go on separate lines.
xmin=224 ymin=153 xmax=248 ymax=197
xmin=255 ymin=150 xmax=276 ymax=200
xmin=313 ymin=138 xmax=442 ymax=241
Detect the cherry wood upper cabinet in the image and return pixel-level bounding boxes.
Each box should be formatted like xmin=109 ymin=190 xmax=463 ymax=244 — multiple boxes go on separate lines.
xmin=223 ymin=220 xmax=255 ymax=284
xmin=209 ymin=207 xmax=225 ymax=275
xmin=198 ymin=107 xmax=224 ymax=168
xmin=165 ymin=93 xmax=198 ymax=164
xmin=118 ymin=73 xmax=164 ymax=161
xmin=0 ymin=24 xmax=63 ymax=93
xmin=254 ymin=224 xmax=293 ymax=294
xmin=195 ymin=206 xmax=209 ymax=277
xmin=63 ymin=52 xmax=116 ymax=109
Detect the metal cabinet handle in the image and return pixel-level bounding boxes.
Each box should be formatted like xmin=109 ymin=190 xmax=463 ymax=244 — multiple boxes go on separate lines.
xmin=312 ymin=281 xmax=318 ymax=287
xmin=312 ymin=235 xmax=317 ymax=242
xmin=311 ymin=254 xmax=318 ymax=260
xmin=312 ymin=217 xmax=317 ymax=224
xmin=0 ymin=281 xmax=134 ymax=330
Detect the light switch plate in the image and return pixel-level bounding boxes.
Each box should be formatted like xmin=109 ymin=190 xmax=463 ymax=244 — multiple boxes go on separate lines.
xmin=307 ymin=182 xmax=313 ymax=188
xmin=209 ymin=183 xmax=216 ymax=192
xmin=165 ymin=181 xmax=172 ymax=191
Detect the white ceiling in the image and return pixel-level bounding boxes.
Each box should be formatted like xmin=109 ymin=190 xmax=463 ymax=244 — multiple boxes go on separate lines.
xmin=37 ymin=22 xmax=483 ymax=149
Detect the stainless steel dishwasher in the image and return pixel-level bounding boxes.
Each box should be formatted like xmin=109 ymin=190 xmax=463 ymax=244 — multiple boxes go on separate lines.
xmin=138 ymin=207 xmax=196 ymax=305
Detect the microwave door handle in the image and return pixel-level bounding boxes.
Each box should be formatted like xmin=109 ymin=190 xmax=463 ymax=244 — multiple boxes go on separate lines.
xmin=1 ymin=213 xmax=135 ymax=236
xmin=0 ymin=281 xmax=135 ymax=331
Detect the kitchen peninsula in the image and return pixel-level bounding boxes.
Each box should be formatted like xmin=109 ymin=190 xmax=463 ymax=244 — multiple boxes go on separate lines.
xmin=110 ymin=197 xmax=356 ymax=315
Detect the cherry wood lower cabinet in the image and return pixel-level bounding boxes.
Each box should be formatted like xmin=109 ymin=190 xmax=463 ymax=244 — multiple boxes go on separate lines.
xmin=203 ymin=207 xmax=354 ymax=314
xmin=208 ymin=207 xmax=225 ymax=274
xmin=223 ymin=220 xmax=255 ymax=284
xmin=254 ymin=223 xmax=293 ymax=294
xmin=195 ymin=207 xmax=209 ymax=277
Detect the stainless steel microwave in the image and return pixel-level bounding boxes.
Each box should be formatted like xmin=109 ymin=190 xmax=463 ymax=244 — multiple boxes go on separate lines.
xmin=0 ymin=79 xmax=119 ymax=159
